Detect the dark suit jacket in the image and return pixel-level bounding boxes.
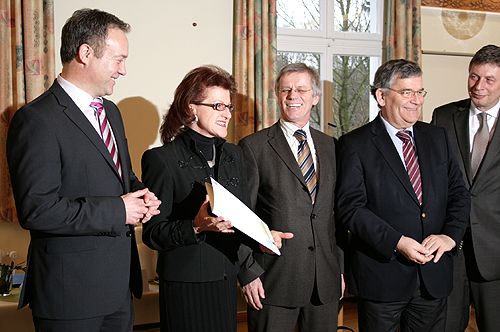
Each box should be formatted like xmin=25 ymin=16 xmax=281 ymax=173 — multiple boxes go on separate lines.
xmin=7 ymin=80 xmax=144 ymax=320
xmin=238 ymin=121 xmax=343 ymax=307
xmin=335 ymin=114 xmax=469 ymax=302
xmin=432 ymin=99 xmax=500 ymax=281
xmin=141 ymin=131 xmax=263 ymax=285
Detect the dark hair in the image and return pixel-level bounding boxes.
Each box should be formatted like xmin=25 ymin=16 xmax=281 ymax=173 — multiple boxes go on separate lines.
xmin=160 ymin=65 xmax=237 ymax=143
xmin=370 ymin=59 xmax=422 ymax=105
xmin=275 ymin=63 xmax=322 ymax=98
xmin=60 ymin=8 xmax=130 ymax=64
xmin=469 ymin=45 xmax=500 ymax=72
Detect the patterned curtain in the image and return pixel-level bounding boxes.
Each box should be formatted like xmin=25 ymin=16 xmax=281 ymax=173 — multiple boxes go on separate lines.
xmin=233 ymin=0 xmax=278 ymax=142
xmin=0 ymin=0 xmax=55 ymax=222
xmin=385 ymin=0 xmax=422 ymax=65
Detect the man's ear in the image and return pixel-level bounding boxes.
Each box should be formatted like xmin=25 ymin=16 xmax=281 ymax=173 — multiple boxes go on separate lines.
xmin=312 ymin=94 xmax=320 ymax=106
xmin=375 ymin=88 xmax=386 ymax=107
xmin=77 ymin=43 xmax=93 ymax=64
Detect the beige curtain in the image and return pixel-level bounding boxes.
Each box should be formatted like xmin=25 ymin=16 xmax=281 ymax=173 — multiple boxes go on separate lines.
xmin=385 ymin=0 xmax=422 ymax=65
xmin=233 ymin=0 xmax=278 ymax=142
xmin=0 ymin=0 xmax=55 ymax=222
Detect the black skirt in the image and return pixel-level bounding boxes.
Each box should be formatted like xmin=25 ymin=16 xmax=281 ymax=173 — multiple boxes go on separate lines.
xmin=159 ymin=275 xmax=238 ymax=332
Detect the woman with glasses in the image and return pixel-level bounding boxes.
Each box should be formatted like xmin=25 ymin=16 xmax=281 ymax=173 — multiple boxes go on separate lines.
xmin=141 ymin=65 xmax=264 ymax=332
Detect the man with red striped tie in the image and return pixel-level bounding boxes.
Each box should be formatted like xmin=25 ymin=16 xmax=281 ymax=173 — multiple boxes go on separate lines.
xmin=7 ymin=9 xmax=160 ymax=332
xmin=335 ymin=59 xmax=470 ymax=332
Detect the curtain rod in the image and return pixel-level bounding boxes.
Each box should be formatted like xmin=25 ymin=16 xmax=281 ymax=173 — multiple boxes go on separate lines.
xmin=422 ymin=50 xmax=475 ymax=57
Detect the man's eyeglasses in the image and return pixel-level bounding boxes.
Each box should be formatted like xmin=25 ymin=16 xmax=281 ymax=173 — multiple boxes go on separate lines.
xmin=387 ymin=88 xmax=427 ymax=98
xmin=191 ymin=102 xmax=234 ymax=112
xmin=278 ymin=88 xmax=313 ymax=95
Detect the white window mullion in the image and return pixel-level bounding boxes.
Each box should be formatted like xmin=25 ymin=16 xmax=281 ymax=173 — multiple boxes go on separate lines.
xmin=277 ymin=0 xmax=383 ymax=136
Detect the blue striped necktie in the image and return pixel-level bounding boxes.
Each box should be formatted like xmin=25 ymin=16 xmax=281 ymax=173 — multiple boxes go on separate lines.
xmin=294 ymin=129 xmax=317 ymax=204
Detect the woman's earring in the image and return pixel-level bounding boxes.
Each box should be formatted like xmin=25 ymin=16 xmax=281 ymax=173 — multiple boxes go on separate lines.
xmin=192 ymin=114 xmax=198 ymax=124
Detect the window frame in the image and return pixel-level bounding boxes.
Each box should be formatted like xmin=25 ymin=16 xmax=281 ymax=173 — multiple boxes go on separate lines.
xmin=277 ymin=0 xmax=385 ymax=130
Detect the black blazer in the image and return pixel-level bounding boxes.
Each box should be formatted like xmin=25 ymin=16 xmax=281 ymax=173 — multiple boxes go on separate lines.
xmin=335 ymin=115 xmax=470 ymax=302
xmin=239 ymin=121 xmax=344 ymax=308
xmin=432 ymin=99 xmax=500 ymax=281
xmin=7 ymin=80 xmax=144 ymax=320
xmin=141 ymin=132 xmax=263 ymax=286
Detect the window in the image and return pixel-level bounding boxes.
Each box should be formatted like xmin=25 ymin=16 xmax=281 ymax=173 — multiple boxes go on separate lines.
xmin=277 ymin=0 xmax=383 ymax=137
xmin=277 ymin=0 xmax=320 ymax=30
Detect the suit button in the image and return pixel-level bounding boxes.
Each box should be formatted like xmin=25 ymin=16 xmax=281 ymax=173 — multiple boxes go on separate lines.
xmin=126 ymin=231 xmax=132 ymax=237
xmin=308 ymin=246 xmax=314 ymax=251
xmin=311 ymin=214 xmax=317 ymax=219
xmin=421 ymin=213 xmax=426 ymax=218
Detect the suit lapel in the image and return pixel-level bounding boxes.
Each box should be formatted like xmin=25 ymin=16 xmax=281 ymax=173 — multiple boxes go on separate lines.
xmin=102 ymin=99 xmax=128 ymax=185
xmin=310 ymin=129 xmax=333 ymax=207
xmin=267 ymin=122 xmax=308 ymax=188
xmin=371 ymin=115 xmax=421 ymax=206
xmin=413 ymin=123 xmax=432 ymax=207
xmin=473 ymin=110 xmax=500 ymax=187
xmin=452 ymin=105 xmax=473 ymax=186
xmin=51 ymin=82 xmax=123 ymax=184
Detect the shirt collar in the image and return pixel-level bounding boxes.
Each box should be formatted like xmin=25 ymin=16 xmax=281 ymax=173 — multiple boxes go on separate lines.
xmin=470 ymin=99 xmax=500 ymax=118
xmin=279 ymin=118 xmax=312 ymax=139
xmin=57 ymin=74 xmax=95 ymax=112
xmin=380 ymin=112 xmax=414 ymax=138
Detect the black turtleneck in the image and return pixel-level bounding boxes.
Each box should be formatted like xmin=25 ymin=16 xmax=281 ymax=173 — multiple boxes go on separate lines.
xmin=185 ymin=128 xmax=215 ymax=161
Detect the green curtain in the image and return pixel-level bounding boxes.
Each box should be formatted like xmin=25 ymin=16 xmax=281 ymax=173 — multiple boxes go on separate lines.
xmin=0 ymin=0 xmax=55 ymax=222
xmin=233 ymin=0 xmax=278 ymax=142
xmin=385 ymin=0 xmax=422 ymax=65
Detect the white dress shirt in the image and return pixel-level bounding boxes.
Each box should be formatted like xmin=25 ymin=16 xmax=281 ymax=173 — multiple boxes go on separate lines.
xmin=57 ymin=75 xmax=117 ymax=141
xmin=469 ymin=101 xmax=500 ymax=152
xmin=380 ymin=113 xmax=416 ymax=169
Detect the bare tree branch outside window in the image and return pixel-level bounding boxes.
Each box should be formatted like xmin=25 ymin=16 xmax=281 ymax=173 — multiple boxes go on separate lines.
xmin=278 ymin=0 xmax=372 ymax=138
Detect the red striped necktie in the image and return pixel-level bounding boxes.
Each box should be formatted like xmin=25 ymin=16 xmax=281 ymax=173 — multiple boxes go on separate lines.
xmin=396 ymin=130 xmax=422 ymax=204
xmin=90 ymin=98 xmax=122 ymax=179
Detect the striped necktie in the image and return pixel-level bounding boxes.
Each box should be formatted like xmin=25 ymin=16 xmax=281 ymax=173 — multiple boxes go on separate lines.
xmin=396 ymin=130 xmax=422 ymax=204
xmin=90 ymin=98 xmax=122 ymax=179
xmin=294 ymin=129 xmax=317 ymax=204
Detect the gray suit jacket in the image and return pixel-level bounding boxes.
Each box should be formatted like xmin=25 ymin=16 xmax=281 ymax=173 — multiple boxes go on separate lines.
xmin=7 ymin=80 xmax=144 ymax=319
xmin=432 ymin=99 xmax=500 ymax=281
xmin=238 ymin=121 xmax=344 ymax=307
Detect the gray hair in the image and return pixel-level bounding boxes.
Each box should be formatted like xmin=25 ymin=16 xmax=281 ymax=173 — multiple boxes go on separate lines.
xmin=370 ymin=59 xmax=422 ymax=106
xmin=275 ymin=63 xmax=322 ymax=98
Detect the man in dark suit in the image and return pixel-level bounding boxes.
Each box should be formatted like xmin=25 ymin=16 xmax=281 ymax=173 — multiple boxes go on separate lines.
xmin=336 ymin=59 xmax=470 ymax=332
xmin=431 ymin=44 xmax=500 ymax=332
xmin=7 ymin=9 xmax=160 ymax=332
xmin=238 ymin=63 xmax=344 ymax=332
